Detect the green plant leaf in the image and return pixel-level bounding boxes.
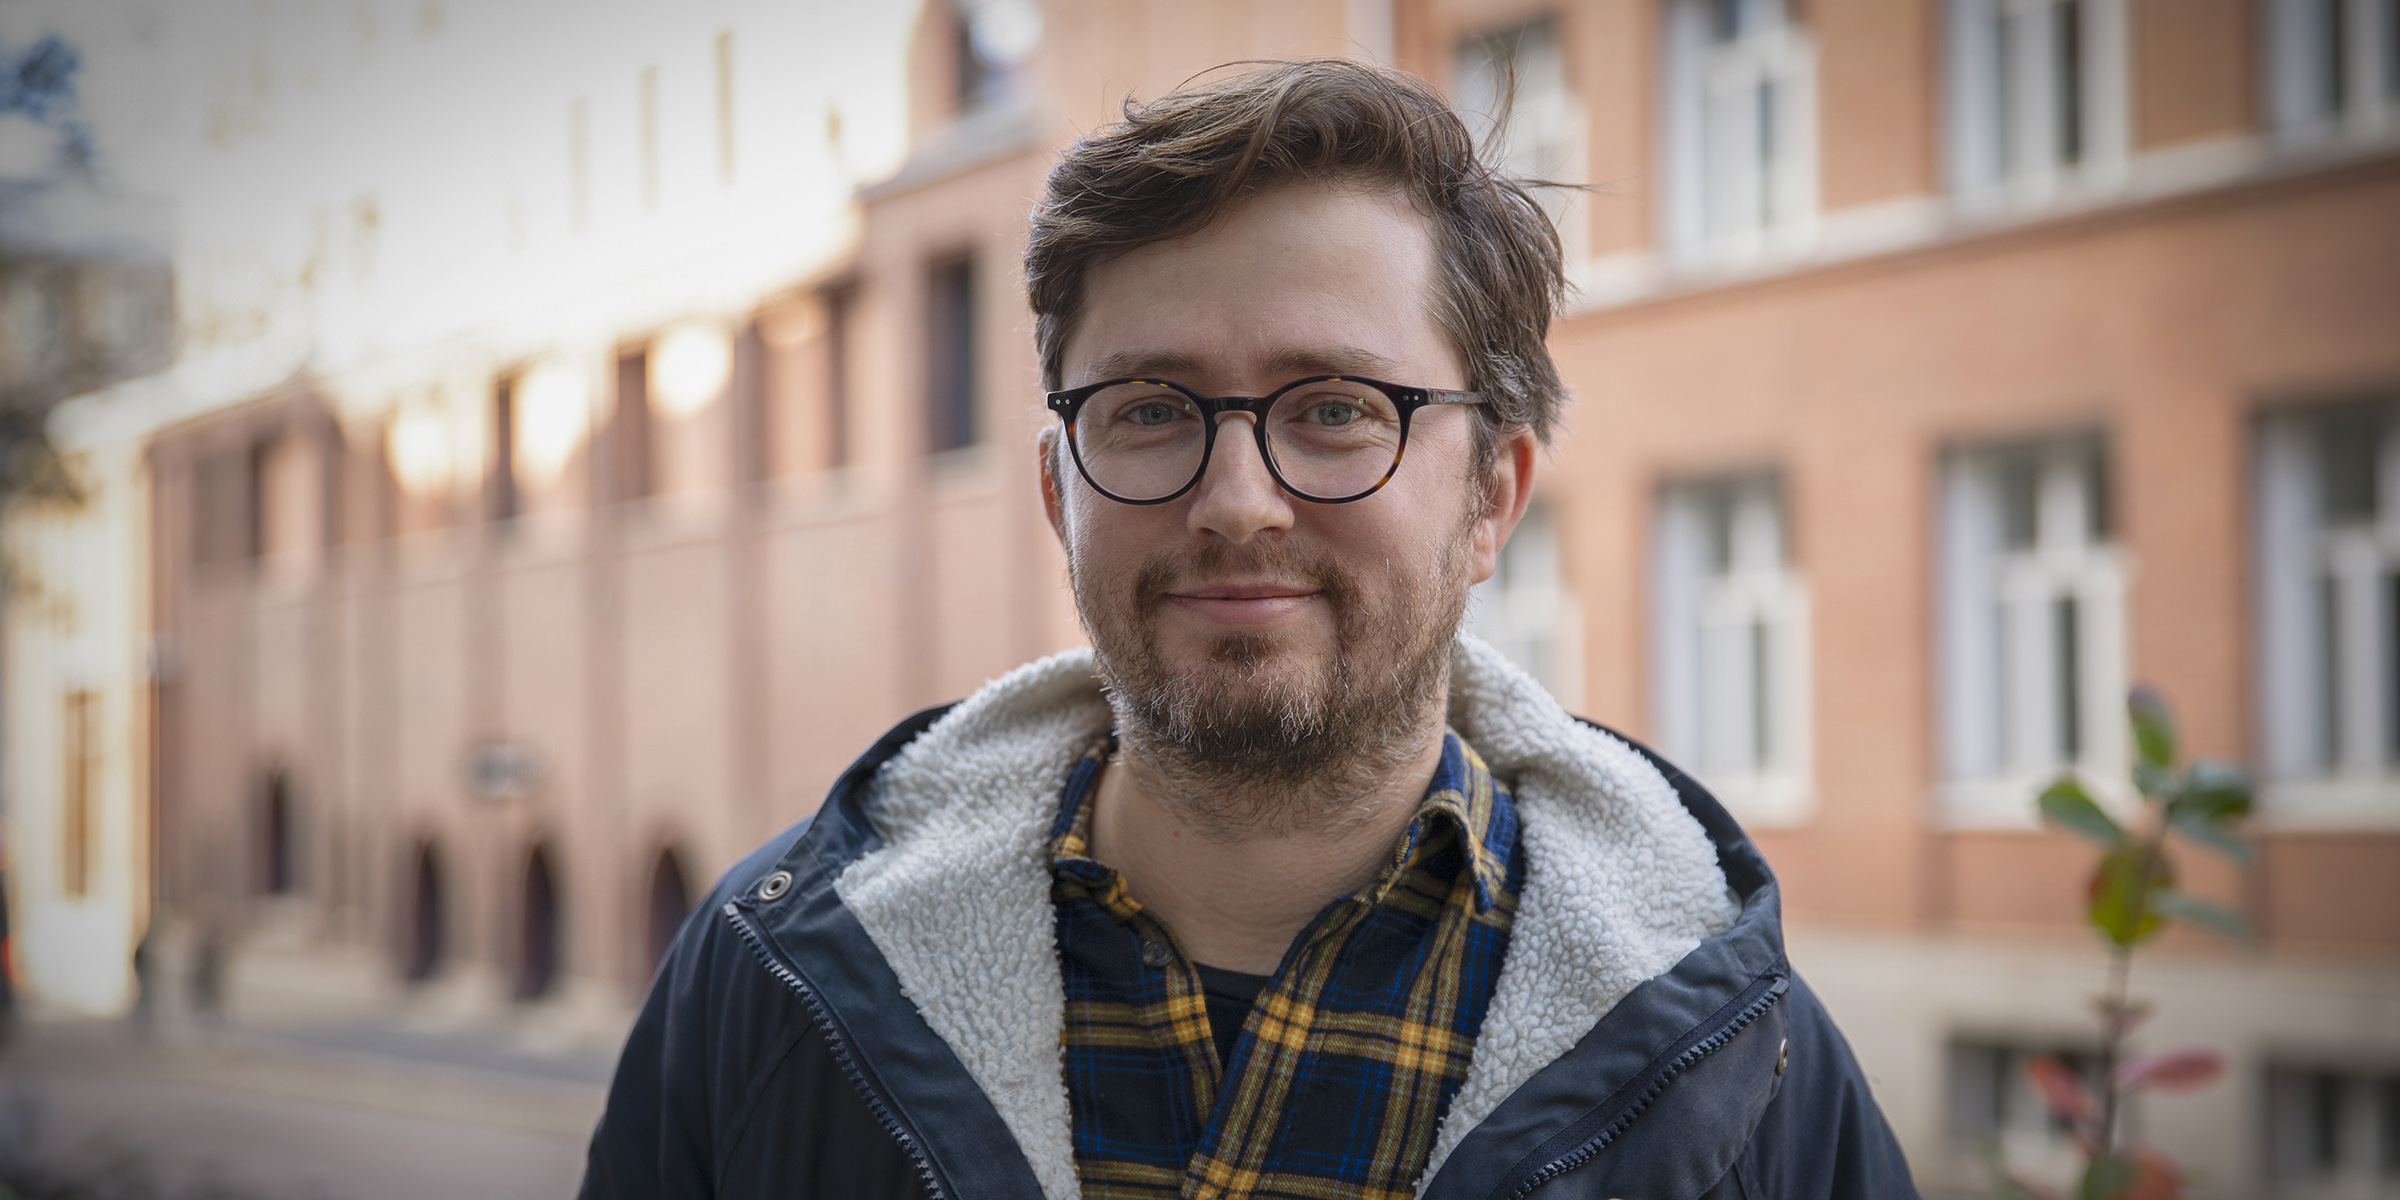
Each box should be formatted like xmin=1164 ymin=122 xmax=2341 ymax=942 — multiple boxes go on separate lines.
xmin=2131 ymin=760 xmax=2175 ymax=799
xmin=2089 ymin=846 xmax=2171 ymax=947
xmin=2080 ymin=1153 xmax=2137 ymax=1200
xmin=2168 ymin=808 xmax=2253 ymax=867
xmin=2151 ymin=889 xmax=2251 ymax=941
xmin=2041 ymin=779 xmax=2127 ymax=848
xmin=2170 ymin=761 xmax=2252 ymax=821
xmin=2128 ymin=687 xmax=2177 ymax=772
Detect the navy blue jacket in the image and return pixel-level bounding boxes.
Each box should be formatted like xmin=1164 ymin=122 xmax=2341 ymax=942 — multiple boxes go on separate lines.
xmin=581 ymin=705 xmax=1919 ymax=1199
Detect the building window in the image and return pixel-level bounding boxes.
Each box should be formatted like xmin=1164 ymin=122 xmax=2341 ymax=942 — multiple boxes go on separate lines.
xmin=1944 ymin=0 xmax=2130 ymax=207
xmin=2256 ymin=399 xmax=2400 ymax=827
xmin=62 ymin=689 xmax=96 ymax=898
xmin=516 ymin=841 xmax=562 ymax=1001
xmin=714 ymin=30 xmax=737 ymax=186
xmin=648 ymin=846 xmax=693 ymax=973
xmin=1651 ymin=472 xmax=1812 ymax=824
xmin=925 ymin=255 xmax=977 ymax=455
xmin=1661 ymin=0 xmax=1818 ymax=264
xmin=568 ymin=96 xmax=591 ymax=234
xmin=404 ymin=839 xmax=445 ymax=982
xmin=1949 ymin=1039 xmax=2104 ymax=1186
xmin=489 ymin=374 xmax=519 ymax=524
xmin=824 ymin=284 xmax=854 ymax=470
xmin=194 ymin=445 xmax=259 ymax=565
xmin=613 ymin=347 xmax=653 ymax=500
xmin=2265 ymin=1064 xmax=2400 ymax=1191
xmin=954 ymin=0 xmax=1039 ymax=115
xmin=1938 ymin=433 xmax=2127 ymax=827
xmin=254 ymin=430 xmax=328 ymax=580
xmin=1470 ymin=499 xmax=1584 ymax=711
xmin=261 ymin=768 xmax=296 ymax=896
xmin=2265 ymin=0 xmax=2400 ymax=142
xmin=637 ymin=63 xmax=661 ymax=213
xmin=732 ymin=321 xmax=769 ymax=488
xmin=1456 ymin=16 xmax=1586 ymax=263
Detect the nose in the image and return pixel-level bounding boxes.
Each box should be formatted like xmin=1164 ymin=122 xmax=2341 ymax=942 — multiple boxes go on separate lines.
xmin=1185 ymin=412 xmax=1294 ymax=545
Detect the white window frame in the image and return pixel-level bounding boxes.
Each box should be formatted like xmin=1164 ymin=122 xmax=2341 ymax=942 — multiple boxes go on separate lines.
xmin=1660 ymin=0 xmax=1819 ymax=267
xmin=1651 ymin=473 xmax=1813 ymax=826
xmin=2263 ymin=0 xmax=2400 ymax=144
xmin=2262 ymin=1062 xmax=2400 ymax=1193
xmin=1947 ymin=1038 xmax=2105 ymax=1192
xmin=1471 ymin=499 xmax=1585 ymax=713
xmin=2254 ymin=400 xmax=2400 ymax=830
xmin=1938 ymin=435 xmax=2130 ymax=829
xmin=1943 ymin=0 xmax=2131 ymax=211
xmin=1457 ymin=16 xmax=1589 ymax=266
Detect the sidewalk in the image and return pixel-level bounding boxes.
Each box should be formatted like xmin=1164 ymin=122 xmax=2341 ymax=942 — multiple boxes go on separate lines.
xmin=0 ymin=1016 xmax=608 ymax=1199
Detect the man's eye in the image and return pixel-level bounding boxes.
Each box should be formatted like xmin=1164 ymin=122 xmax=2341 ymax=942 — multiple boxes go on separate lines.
xmin=1129 ymin=402 xmax=1183 ymax=426
xmin=1306 ymin=401 xmax=1359 ymax=427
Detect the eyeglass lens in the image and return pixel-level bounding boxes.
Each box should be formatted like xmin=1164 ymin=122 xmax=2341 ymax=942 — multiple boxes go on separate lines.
xmin=1070 ymin=380 xmax=1405 ymax=501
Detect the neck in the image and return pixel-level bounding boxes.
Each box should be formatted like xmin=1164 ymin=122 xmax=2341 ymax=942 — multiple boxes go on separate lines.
xmin=1087 ymin=704 xmax=1450 ymax=975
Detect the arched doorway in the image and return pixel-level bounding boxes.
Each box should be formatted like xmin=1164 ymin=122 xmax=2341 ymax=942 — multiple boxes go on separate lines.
xmin=404 ymin=840 xmax=444 ymax=981
xmin=646 ymin=847 xmax=693 ymax=973
xmin=516 ymin=842 xmax=561 ymax=1000
xmin=262 ymin=770 xmax=295 ymax=895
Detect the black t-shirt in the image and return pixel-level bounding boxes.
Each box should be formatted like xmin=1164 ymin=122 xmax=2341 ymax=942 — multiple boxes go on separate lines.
xmin=1192 ymin=962 xmax=1273 ymax=1072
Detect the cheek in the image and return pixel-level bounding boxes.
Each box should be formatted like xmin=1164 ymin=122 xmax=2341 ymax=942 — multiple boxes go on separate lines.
xmin=1060 ymin=504 xmax=1149 ymax=588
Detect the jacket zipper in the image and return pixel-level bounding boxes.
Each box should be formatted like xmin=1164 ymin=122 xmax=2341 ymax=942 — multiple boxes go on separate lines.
xmin=723 ymin=899 xmax=953 ymax=1200
xmin=1500 ymin=973 xmax=1790 ymax=1200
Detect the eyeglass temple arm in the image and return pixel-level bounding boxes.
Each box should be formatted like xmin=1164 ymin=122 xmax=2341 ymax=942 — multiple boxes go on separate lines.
xmin=1420 ymin=389 xmax=1483 ymax=406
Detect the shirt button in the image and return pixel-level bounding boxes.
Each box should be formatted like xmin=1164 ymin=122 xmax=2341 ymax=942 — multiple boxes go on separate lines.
xmin=1139 ymin=939 xmax=1174 ymax=968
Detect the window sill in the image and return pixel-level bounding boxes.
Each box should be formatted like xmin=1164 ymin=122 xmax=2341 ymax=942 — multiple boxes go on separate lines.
xmin=1702 ymin=771 xmax=1815 ymax=829
xmin=1565 ymin=132 xmax=2400 ymax=319
xmin=1939 ymin=769 xmax=2135 ymax=832
xmin=2257 ymin=778 xmax=2400 ymax=832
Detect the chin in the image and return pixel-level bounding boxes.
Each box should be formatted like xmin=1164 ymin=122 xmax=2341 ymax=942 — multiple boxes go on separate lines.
xmin=1173 ymin=626 xmax=1327 ymax=676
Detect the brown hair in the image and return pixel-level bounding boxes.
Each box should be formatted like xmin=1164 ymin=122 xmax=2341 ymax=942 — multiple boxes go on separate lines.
xmin=1024 ymin=58 xmax=1570 ymax=448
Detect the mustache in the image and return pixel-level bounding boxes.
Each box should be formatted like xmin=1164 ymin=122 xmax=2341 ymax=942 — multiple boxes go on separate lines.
xmin=1131 ymin=541 xmax=1357 ymax=619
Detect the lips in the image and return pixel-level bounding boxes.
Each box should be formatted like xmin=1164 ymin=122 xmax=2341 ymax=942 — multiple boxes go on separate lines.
xmin=1165 ymin=580 xmax=1320 ymax=626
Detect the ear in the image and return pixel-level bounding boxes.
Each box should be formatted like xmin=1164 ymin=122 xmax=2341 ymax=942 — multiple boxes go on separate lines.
xmin=1468 ymin=428 xmax=1539 ymax=586
xmin=1038 ymin=426 xmax=1070 ymax=546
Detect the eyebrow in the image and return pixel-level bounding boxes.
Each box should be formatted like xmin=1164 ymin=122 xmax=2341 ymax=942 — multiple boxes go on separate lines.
xmin=1077 ymin=345 xmax=1410 ymax=390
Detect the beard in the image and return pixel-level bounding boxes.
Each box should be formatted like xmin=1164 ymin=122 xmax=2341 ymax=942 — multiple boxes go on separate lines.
xmin=1070 ymin=518 xmax=1476 ymax=838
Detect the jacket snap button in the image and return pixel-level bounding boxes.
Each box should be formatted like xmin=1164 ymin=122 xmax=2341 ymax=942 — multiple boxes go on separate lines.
xmin=757 ymin=870 xmax=794 ymax=902
xmin=1776 ymin=1037 xmax=1789 ymax=1076
xmin=1139 ymin=940 xmax=1173 ymax=968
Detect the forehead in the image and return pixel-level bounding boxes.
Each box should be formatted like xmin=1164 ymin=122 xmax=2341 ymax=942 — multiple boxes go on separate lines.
xmin=1061 ymin=180 xmax=1456 ymax=390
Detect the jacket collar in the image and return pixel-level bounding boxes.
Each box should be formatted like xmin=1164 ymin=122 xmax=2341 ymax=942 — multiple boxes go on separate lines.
xmin=1045 ymin=731 xmax=1517 ymax=915
xmin=807 ymin=636 xmax=1739 ymax=1200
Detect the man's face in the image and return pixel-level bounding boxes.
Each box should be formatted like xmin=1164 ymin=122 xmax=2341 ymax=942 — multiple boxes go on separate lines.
xmin=1042 ymin=180 xmax=1533 ymax=801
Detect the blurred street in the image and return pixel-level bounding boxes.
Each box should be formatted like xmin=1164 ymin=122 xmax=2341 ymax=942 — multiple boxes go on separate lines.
xmin=0 ymin=1016 xmax=603 ymax=1199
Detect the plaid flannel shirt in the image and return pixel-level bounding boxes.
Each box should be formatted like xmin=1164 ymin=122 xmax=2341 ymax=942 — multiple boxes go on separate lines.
xmin=1048 ymin=732 xmax=1524 ymax=1200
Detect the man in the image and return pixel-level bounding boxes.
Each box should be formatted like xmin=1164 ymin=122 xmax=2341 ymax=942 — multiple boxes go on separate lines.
xmin=583 ymin=60 xmax=1914 ymax=1200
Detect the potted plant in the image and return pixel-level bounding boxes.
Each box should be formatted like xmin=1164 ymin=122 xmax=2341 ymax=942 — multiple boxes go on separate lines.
xmin=2001 ymin=688 xmax=2253 ymax=1200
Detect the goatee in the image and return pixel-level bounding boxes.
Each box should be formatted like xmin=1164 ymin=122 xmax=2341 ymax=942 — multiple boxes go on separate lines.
xmin=1073 ymin=532 xmax=1471 ymax=838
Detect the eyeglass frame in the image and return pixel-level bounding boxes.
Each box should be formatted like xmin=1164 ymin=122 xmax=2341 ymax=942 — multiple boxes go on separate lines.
xmin=1044 ymin=374 xmax=1484 ymax=506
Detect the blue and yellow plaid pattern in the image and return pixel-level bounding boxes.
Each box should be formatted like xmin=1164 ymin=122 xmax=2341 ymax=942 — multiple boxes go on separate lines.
xmin=1049 ymin=733 xmax=1523 ymax=1200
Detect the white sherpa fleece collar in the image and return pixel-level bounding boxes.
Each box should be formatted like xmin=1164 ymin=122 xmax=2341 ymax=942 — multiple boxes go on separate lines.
xmin=834 ymin=636 xmax=1737 ymax=1200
